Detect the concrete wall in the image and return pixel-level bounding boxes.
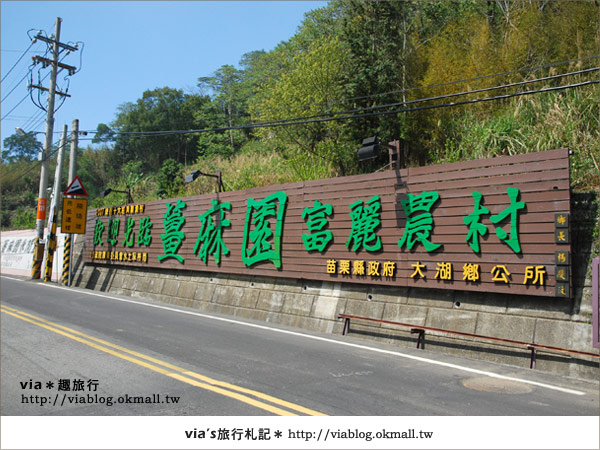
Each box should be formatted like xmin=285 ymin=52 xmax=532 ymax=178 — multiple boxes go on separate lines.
xmin=1 ymin=229 xmax=68 ymax=281
xmin=71 ymin=192 xmax=600 ymax=380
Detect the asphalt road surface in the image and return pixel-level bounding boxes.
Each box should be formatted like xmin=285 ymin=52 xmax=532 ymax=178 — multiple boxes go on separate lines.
xmin=2 ymin=275 xmax=598 ymax=416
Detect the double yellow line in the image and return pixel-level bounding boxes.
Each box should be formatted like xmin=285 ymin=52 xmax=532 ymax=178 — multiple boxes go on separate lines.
xmin=1 ymin=304 xmax=326 ymax=416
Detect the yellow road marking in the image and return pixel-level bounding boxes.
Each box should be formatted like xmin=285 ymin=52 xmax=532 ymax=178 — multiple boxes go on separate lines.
xmin=1 ymin=305 xmax=326 ymax=416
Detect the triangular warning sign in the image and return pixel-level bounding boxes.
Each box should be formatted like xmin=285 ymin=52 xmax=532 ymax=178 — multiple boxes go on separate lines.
xmin=64 ymin=175 xmax=88 ymax=196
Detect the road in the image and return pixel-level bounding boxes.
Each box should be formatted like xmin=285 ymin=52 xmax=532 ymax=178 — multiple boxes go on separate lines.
xmin=1 ymin=275 xmax=598 ymax=417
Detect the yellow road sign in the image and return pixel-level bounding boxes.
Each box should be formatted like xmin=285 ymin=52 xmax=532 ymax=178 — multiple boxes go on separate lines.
xmin=61 ymin=197 xmax=88 ymax=234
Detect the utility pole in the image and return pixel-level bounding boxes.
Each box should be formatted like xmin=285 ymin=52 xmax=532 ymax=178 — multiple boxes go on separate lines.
xmin=32 ymin=17 xmax=61 ymax=279
xmin=30 ymin=17 xmax=79 ymax=279
xmin=61 ymin=119 xmax=78 ymax=286
xmin=68 ymin=119 xmax=78 ymax=183
xmin=43 ymin=124 xmax=67 ymax=282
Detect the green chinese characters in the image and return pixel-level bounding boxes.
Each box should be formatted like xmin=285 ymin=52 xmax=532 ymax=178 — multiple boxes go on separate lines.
xmin=302 ymin=200 xmax=333 ymax=252
xmin=463 ymin=187 xmax=525 ymax=254
xmin=490 ymin=187 xmax=525 ymax=253
xmin=463 ymin=191 xmax=489 ymax=253
xmin=107 ymin=218 xmax=120 ymax=246
xmin=346 ymin=195 xmax=382 ymax=253
xmin=158 ymin=200 xmax=187 ymax=263
xmin=93 ymin=219 xmax=105 ymax=246
xmin=93 ymin=216 xmax=153 ymax=248
xmin=397 ymin=188 xmax=525 ymax=254
xmin=193 ymin=199 xmax=232 ymax=265
xmin=137 ymin=216 xmax=153 ymax=247
xmin=123 ymin=217 xmax=136 ymax=248
xmin=398 ymin=191 xmax=442 ymax=252
xmin=242 ymin=191 xmax=288 ymax=268
xmin=90 ymin=184 xmax=527 ymax=269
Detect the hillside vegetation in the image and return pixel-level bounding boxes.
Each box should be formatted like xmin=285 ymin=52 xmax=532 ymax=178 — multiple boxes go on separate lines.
xmin=2 ymin=0 xmax=598 ymax=230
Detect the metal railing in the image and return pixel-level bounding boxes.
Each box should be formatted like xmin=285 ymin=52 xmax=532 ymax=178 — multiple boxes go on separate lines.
xmin=338 ymin=313 xmax=600 ymax=370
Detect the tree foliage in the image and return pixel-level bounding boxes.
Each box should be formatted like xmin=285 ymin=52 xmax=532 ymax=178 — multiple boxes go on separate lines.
xmin=2 ymin=132 xmax=42 ymax=163
xmin=2 ymin=0 xmax=598 ymax=229
xmin=251 ymin=37 xmax=354 ymax=176
xmin=109 ymin=87 xmax=208 ymax=172
xmin=156 ymin=158 xmax=184 ymax=199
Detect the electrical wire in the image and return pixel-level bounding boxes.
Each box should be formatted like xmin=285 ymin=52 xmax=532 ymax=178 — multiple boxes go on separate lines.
xmin=242 ymin=80 xmax=600 ymax=130
xmin=1 ymin=133 xmax=72 ymax=185
xmin=1 ymin=93 xmax=31 ymax=121
xmin=79 ymin=54 xmax=600 ymax=137
xmin=1 ymin=32 xmax=50 ymax=104
xmin=14 ymin=61 xmax=598 ymax=140
xmin=29 ymin=114 xmax=47 ymax=132
xmin=237 ymin=67 xmax=600 ymax=128
xmin=86 ymin=75 xmax=599 ymax=139
xmin=26 ymin=43 xmax=79 ymax=113
xmin=1 ymin=28 xmax=52 ymax=120
xmin=19 ymin=109 xmax=45 ymax=131
xmin=1 ymin=70 xmax=32 ymax=102
xmin=1 ymin=58 xmax=36 ymax=102
xmin=319 ymin=54 xmax=600 ymax=107
xmin=1 ymin=41 xmax=35 ymax=83
xmin=6 ymin=78 xmax=595 ymax=187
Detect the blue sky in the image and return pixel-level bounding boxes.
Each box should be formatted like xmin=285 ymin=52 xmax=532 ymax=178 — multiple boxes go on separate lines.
xmin=1 ymin=1 xmax=327 ymax=150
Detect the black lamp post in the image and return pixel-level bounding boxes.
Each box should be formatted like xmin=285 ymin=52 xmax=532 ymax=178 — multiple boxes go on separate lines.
xmin=185 ymin=170 xmax=223 ymax=193
xmin=100 ymin=187 xmax=133 ymax=204
xmin=358 ymin=137 xmax=405 ymax=169
xmin=357 ymin=136 xmax=380 ymax=162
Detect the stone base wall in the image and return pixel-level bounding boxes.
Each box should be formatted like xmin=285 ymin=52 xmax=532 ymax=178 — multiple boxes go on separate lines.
xmin=70 ymin=192 xmax=599 ymax=381
xmin=72 ymin=261 xmax=599 ymax=381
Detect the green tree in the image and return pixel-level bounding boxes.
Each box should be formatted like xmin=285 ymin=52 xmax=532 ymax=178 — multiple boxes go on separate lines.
xmin=92 ymin=123 xmax=116 ymax=143
xmin=111 ymin=87 xmax=208 ymax=171
xmin=252 ymin=37 xmax=355 ymax=177
xmin=418 ymin=0 xmax=599 ymax=166
xmin=196 ymin=64 xmax=253 ymax=158
xmin=10 ymin=206 xmax=36 ymax=229
xmin=156 ymin=158 xmax=183 ymax=199
xmin=0 ymin=158 xmax=38 ymax=229
xmin=2 ymin=132 xmax=42 ymax=162
xmin=78 ymin=145 xmax=119 ymax=201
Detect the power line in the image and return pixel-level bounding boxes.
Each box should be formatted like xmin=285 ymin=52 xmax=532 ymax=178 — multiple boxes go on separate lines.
xmin=242 ymin=80 xmax=599 ymax=131
xmin=246 ymin=67 xmax=600 ymax=128
xmin=23 ymin=111 xmax=47 ymax=131
xmin=1 ymin=93 xmax=30 ymax=120
xmin=324 ymin=54 xmax=600 ymax=106
xmin=1 ymin=27 xmax=55 ymax=121
xmin=1 ymin=41 xmax=34 ymax=83
xmin=1 ymin=133 xmax=70 ymax=185
xmin=1 ymin=59 xmax=34 ymax=101
xmin=85 ymin=75 xmax=598 ymax=139
xmin=68 ymin=54 xmax=600 ymax=138
xmin=1 ymin=48 xmax=44 ymax=53
xmin=6 ymin=79 xmax=594 ymax=187
xmin=266 ymin=55 xmax=600 ymax=115
xmin=1 ymin=71 xmax=31 ymax=102
xmin=17 ymin=109 xmax=45 ymax=130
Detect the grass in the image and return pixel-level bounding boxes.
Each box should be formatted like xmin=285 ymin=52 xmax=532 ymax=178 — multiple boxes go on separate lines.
xmin=433 ymin=84 xmax=599 ymax=191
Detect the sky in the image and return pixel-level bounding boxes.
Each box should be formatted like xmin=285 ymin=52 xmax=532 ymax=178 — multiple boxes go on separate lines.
xmin=0 ymin=0 xmax=327 ymax=150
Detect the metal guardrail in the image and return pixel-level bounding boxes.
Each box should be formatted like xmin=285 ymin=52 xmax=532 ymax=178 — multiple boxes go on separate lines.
xmin=338 ymin=313 xmax=600 ymax=370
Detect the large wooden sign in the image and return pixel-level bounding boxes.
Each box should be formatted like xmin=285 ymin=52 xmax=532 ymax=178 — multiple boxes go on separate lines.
xmin=83 ymin=149 xmax=572 ymax=297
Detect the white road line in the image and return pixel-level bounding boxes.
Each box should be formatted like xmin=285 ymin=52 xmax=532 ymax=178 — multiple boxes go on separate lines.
xmin=1 ymin=275 xmax=588 ymax=396
xmin=0 ymin=275 xmax=24 ymax=281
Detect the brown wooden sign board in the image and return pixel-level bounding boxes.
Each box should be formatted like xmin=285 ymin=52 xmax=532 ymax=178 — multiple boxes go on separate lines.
xmin=83 ymin=149 xmax=572 ymax=297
